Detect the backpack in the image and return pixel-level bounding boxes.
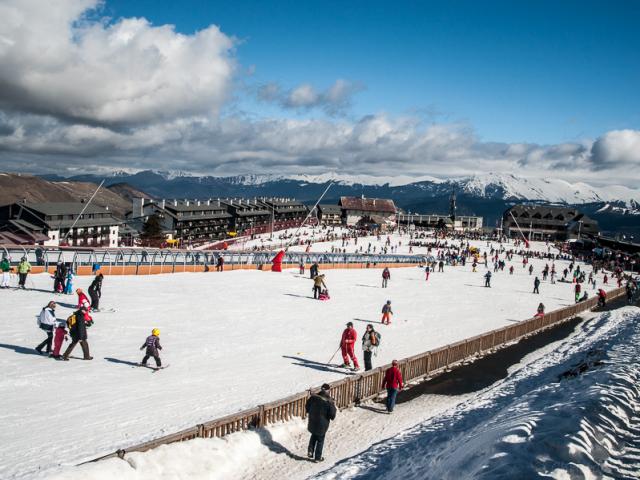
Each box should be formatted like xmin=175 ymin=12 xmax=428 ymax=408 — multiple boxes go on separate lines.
xmin=370 ymin=331 xmax=381 ymax=346
xmin=66 ymin=314 xmax=77 ymax=330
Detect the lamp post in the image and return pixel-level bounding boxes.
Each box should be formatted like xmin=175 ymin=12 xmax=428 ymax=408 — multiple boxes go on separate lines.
xmin=577 ymin=220 xmax=583 ymax=240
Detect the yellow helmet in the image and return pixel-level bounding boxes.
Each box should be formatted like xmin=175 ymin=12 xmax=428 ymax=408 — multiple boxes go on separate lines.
xmin=152 ymin=328 xmax=160 ymax=336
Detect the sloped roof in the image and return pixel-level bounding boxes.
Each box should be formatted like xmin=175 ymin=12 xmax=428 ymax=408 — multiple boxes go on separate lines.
xmin=18 ymin=202 xmax=110 ymax=216
xmin=318 ymin=204 xmax=342 ymax=214
xmin=339 ymin=197 xmax=396 ymax=214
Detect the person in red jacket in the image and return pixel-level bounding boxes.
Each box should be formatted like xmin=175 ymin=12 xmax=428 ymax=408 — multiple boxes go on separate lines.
xmin=76 ymin=288 xmax=94 ymax=325
xmin=382 ymin=359 xmax=404 ymax=413
xmin=340 ymin=322 xmax=359 ymax=371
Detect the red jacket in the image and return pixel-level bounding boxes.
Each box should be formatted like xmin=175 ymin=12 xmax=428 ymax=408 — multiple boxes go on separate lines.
xmin=341 ymin=327 xmax=357 ymax=347
xmin=77 ymin=292 xmax=91 ymax=311
xmin=382 ymin=366 xmax=404 ymax=390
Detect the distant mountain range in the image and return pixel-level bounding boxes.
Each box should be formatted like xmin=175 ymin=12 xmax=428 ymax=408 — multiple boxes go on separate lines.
xmin=38 ymin=170 xmax=640 ymax=237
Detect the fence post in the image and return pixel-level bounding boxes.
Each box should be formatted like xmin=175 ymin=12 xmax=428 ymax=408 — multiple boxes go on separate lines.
xmin=197 ymin=424 xmax=204 ymax=438
xmin=257 ymin=404 xmax=266 ymax=428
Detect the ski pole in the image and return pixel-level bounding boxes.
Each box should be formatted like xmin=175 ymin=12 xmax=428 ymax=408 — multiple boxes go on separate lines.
xmin=327 ymin=346 xmax=341 ymax=365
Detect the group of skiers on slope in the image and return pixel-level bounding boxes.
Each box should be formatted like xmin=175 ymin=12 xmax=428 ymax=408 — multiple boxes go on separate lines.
xmin=0 ymin=256 xmax=32 ymax=289
xmin=305 ymin=359 xmax=403 ymax=462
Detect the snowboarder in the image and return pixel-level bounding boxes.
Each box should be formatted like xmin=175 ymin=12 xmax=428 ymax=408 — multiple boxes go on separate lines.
xmin=339 ymin=322 xmax=359 ymax=370
xmin=382 ymin=267 xmax=390 ymax=288
xmin=305 ymin=383 xmax=336 ymax=463
xmin=17 ymin=257 xmax=31 ymax=289
xmin=313 ymin=274 xmax=327 ymax=300
xmin=35 ymin=301 xmax=56 ymax=355
xmin=381 ymin=300 xmax=393 ymax=325
xmin=140 ymin=328 xmax=162 ymax=367
xmin=361 ymin=324 xmax=381 ymax=371
xmin=62 ymin=307 xmax=93 ymax=361
xmin=88 ymin=273 xmax=103 ymax=311
xmin=484 ymin=270 xmax=492 ymax=287
xmin=381 ymin=360 xmax=404 ymax=413
xmin=0 ymin=256 xmax=10 ymax=288
xmin=533 ymin=276 xmax=540 ymax=294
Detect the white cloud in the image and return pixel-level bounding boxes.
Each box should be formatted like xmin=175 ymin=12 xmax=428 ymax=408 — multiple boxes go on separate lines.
xmin=590 ymin=129 xmax=640 ymax=169
xmin=0 ymin=0 xmax=235 ymax=125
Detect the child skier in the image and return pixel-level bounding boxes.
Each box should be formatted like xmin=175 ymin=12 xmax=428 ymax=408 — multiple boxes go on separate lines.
xmin=381 ymin=300 xmax=393 ymax=325
xmin=140 ymin=328 xmax=162 ymax=368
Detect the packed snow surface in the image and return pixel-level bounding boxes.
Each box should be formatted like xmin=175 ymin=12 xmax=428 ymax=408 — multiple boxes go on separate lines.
xmin=0 ymin=237 xmax=616 ymax=479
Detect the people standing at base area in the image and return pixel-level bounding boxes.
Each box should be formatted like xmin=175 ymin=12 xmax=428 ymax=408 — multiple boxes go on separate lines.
xmin=17 ymin=257 xmax=31 ymax=289
xmin=35 ymin=301 xmax=56 ymax=355
xmin=310 ymin=262 xmax=319 ymax=280
xmin=53 ymin=262 xmax=66 ymax=293
xmin=63 ymin=268 xmax=74 ymax=295
xmin=382 ymin=267 xmax=390 ymax=288
xmin=362 ymin=324 xmax=381 ymax=371
xmin=381 ymin=300 xmax=393 ymax=325
xmin=62 ymin=307 xmax=92 ymax=361
xmin=425 ymin=265 xmax=430 ymax=281
xmin=305 ymin=383 xmax=336 ymax=463
xmin=88 ymin=273 xmax=103 ymax=311
xmin=598 ymin=288 xmax=607 ymax=308
xmin=299 ymin=261 xmax=305 ymax=275
xmin=0 ymin=256 xmax=10 ymax=288
xmin=340 ymin=322 xmax=359 ymax=371
xmin=140 ymin=328 xmax=162 ymax=367
xmin=484 ymin=270 xmax=492 ymax=287
xmin=533 ymin=276 xmax=540 ymax=294
xmin=438 ymin=260 xmax=444 ymax=272
xmin=382 ymin=360 xmax=404 ymax=413
xmin=216 ymin=256 xmax=224 ymax=272
xmin=313 ymin=274 xmax=327 ymax=300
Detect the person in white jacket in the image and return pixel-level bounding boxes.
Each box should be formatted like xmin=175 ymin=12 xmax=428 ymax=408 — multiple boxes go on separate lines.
xmin=35 ymin=301 xmax=57 ymax=355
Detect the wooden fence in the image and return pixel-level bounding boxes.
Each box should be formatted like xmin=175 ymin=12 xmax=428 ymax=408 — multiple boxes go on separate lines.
xmin=87 ymin=286 xmax=626 ymax=464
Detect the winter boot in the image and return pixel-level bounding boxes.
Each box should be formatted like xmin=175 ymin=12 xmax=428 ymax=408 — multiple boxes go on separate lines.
xmin=80 ymin=340 xmax=93 ymax=360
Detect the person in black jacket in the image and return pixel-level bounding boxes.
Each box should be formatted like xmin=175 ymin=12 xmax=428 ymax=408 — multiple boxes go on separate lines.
xmin=305 ymin=383 xmax=336 ymax=462
xmin=88 ymin=273 xmax=103 ymax=311
xmin=62 ymin=307 xmax=93 ymax=361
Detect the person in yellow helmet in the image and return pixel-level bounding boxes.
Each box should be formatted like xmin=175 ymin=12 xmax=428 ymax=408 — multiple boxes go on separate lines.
xmin=140 ymin=328 xmax=162 ymax=368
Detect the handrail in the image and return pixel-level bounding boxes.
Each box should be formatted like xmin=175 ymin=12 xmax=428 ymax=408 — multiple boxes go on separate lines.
xmin=80 ymin=286 xmax=628 ymax=464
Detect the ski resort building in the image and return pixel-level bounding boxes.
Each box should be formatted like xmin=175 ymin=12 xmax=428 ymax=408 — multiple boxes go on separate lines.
xmin=339 ymin=196 xmax=397 ymax=229
xmin=397 ymin=213 xmax=483 ymax=231
xmin=222 ymin=199 xmax=272 ymax=236
xmin=0 ymin=201 xmax=120 ymax=247
xmin=316 ymin=204 xmax=343 ymax=225
xmin=127 ymin=198 xmax=233 ymax=243
xmin=258 ymin=198 xmax=310 ymax=229
xmin=502 ymin=205 xmax=599 ymax=241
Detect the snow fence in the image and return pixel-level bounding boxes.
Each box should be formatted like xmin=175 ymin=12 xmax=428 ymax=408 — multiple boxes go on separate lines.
xmin=83 ymin=285 xmax=627 ymax=464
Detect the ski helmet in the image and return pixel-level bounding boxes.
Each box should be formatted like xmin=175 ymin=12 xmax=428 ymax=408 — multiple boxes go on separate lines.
xmin=152 ymin=328 xmax=160 ymax=336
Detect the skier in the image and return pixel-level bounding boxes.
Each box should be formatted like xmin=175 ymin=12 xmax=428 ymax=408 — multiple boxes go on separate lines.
xmin=140 ymin=328 xmax=162 ymax=368
xmin=17 ymin=257 xmax=31 ymax=289
xmin=52 ymin=311 xmax=68 ymax=360
xmin=62 ymin=307 xmax=93 ymax=361
xmin=381 ymin=267 xmax=390 ymax=288
xmin=63 ymin=268 xmax=74 ymax=295
xmin=484 ymin=270 xmax=492 ymax=288
xmin=339 ymin=322 xmax=359 ymax=371
xmin=35 ymin=301 xmax=57 ymax=355
xmin=313 ymin=274 xmax=327 ymax=300
xmin=305 ymin=383 xmax=336 ymax=463
xmin=381 ymin=300 xmax=393 ymax=325
xmin=533 ymin=276 xmax=540 ymax=294
xmin=361 ymin=324 xmax=381 ymax=371
xmin=88 ymin=273 xmax=103 ymax=311
xmin=597 ymin=288 xmax=607 ymax=308
xmin=0 ymin=256 xmax=10 ymax=288
xmin=381 ymin=360 xmax=404 ymax=413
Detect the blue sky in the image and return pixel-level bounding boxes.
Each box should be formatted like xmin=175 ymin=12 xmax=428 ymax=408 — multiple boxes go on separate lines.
xmin=105 ymin=0 xmax=640 ymax=145
xmin=0 ymin=0 xmax=639 ymax=184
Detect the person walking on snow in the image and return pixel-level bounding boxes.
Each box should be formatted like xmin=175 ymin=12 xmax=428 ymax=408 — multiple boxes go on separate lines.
xmin=299 ymin=261 xmax=305 ymax=275
xmin=140 ymin=328 xmax=162 ymax=367
xmin=425 ymin=265 xmax=430 ymax=281
xmin=528 ymin=264 xmax=534 ymax=276
xmin=62 ymin=307 xmax=93 ymax=361
xmin=0 ymin=256 xmax=10 ymax=288
xmin=88 ymin=273 xmax=103 ymax=311
xmin=382 ymin=267 xmax=390 ymax=288
xmin=313 ymin=274 xmax=327 ymax=300
xmin=362 ymin=324 xmax=381 ymax=371
xmin=17 ymin=257 xmax=31 ymax=289
xmin=533 ymin=276 xmax=540 ymax=294
xmin=305 ymin=383 xmax=336 ymax=463
xmin=382 ymin=360 xmax=404 ymax=413
xmin=484 ymin=270 xmax=492 ymax=287
xmin=381 ymin=300 xmax=393 ymax=325
xmin=35 ymin=301 xmax=57 ymax=355
xmin=310 ymin=262 xmax=319 ymax=280
xmin=340 ymin=322 xmax=359 ymax=370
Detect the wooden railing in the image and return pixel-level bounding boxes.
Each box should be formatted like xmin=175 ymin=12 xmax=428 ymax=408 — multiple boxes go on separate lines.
xmin=87 ymin=286 xmax=626 ymax=464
